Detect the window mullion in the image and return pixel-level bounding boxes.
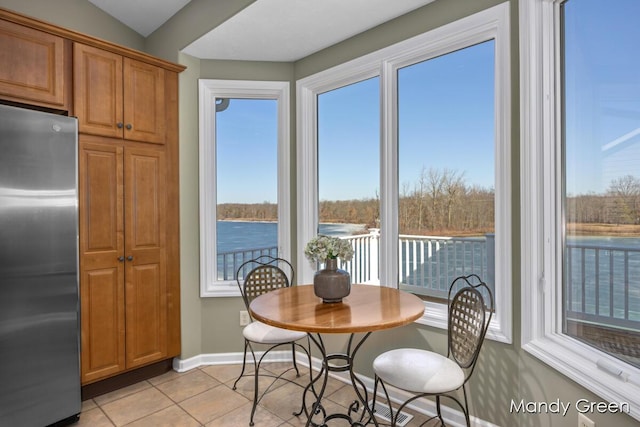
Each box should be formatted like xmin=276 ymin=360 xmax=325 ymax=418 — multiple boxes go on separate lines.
xmin=379 ymin=59 xmax=398 ymax=288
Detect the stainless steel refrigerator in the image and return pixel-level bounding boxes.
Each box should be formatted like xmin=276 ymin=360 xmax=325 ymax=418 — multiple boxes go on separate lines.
xmin=0 ymin=104 xmax=81 ymax=426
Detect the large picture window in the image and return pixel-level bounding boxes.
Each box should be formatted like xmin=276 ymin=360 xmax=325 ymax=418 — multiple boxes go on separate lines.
xmin=521 ymin=0 xmax=640 ymax=419
xmin=298 ymin=3 xmax=510 ymax=342
xmin=397 ymin=41 xmax=496 ymax=301
xmin=317 ymin=77 xmax=381 ymax=283
xmin=562 ymin=0 xmax=640 ymax=371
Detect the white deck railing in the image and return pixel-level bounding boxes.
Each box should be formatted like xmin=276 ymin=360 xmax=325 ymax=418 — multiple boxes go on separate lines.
xmin=566 ymin=241 xmax=640 ymax=327
xmin=217 ymin=230 xmax=639 ymax=330
xmin=338 ymin=230 xmax=494 ymax=296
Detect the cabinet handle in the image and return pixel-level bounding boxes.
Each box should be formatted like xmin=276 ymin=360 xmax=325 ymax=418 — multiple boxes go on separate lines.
xmin=117 ymin=122 xmax=124 ymax=129
xmin=125 ymin=124 xmax=132 ymax=130
xmin=127 ymin=255 xmax=133 ymax=261
xmin=118 ymin=256 xmax=124 ymax=262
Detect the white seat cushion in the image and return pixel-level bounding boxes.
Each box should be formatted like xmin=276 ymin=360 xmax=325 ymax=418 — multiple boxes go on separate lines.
xmin=373 ymin=348 xmax=465 ymax=394
xmin=243 ymin=321 xmax=307 ymax=344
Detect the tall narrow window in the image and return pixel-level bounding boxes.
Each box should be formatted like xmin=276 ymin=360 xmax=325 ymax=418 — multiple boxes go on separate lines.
xmin=199 ymin=80 xmax=290 ymax=297
xmin=317 ymin=77 xmax=380 ymax=283
xmin=397 ymin=41 xmax=496 ymax=301
xmin=562 ymin=0 xmax=640 ymax=368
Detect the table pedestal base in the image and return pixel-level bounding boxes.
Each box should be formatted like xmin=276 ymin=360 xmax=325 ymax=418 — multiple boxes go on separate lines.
xmin=295 ymin=332 xmax=379 ymax=427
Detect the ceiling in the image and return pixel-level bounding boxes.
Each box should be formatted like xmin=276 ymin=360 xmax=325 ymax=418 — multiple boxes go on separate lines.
xmin=88 ymin=0 xmax=192 ymax=38
xmin=88 ymin=0 xmax=436 ymax=62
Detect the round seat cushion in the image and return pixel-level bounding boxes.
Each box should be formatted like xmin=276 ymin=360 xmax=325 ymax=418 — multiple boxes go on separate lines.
xmin=243 ymin=321 xmax=307 ymax=344
xmin=373 ymin=348 xmax=465 ymax=394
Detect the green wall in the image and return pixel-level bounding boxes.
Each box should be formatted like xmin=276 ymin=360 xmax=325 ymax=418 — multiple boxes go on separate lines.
xmin=0 ymin=0 xmax=144 ymax=50
xmin=1 ymin=0 xmax=638 ymax=425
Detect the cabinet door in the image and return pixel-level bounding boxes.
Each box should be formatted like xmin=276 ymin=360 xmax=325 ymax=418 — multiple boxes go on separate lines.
xmin=123 ymin=58 xmax=165 ymax=144
xmin=79 ymin=138 xmax=125 ymax=383
xmin=124 ymin=146 xmax=167 ymax=368
xmin=74 ymin=43 xmax=124 ymax=138
xmin=0 ymin=19 xmax=67 ymax=108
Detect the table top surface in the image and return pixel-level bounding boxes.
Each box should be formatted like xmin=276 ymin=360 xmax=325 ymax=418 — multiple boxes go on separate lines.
xmin=248 ymin=284 xmax=425 ymax=333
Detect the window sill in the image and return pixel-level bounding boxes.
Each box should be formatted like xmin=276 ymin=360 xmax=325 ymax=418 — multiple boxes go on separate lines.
xmin=200 ymin=281 xmax=240 ymax=298
xmin=523 ymin=334 xmax=640 ymax=419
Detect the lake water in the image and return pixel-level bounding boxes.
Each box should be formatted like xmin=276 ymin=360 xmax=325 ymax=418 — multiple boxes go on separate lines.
xmin=216 ymin=221 xmax=367 ymax=253
xmin=217 ymin=221 xmax=639 ymax=319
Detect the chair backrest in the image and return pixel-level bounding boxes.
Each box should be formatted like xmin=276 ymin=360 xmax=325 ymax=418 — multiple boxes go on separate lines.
xmin=447 ymin=274 xmax=494 ymax=375
xmin=236 ymin=256 xmax=294 ymax=317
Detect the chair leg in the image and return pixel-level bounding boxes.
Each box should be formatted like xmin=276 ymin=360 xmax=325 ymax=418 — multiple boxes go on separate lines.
xmin=462 ymin=385 xmax=471 ymax=427
xmin=435 ymin=395 xmax=445 ymax=426
xmin=291 ymin=342 xmax=300 ymax=376
xmin=233 ymin=339 xmax=250 ymax=390
xmin=374 ymin=376 xmax=396 ymax=427
xmin=248 ymin=342 xmax=259 ymax=426
xmin=371 ymin=376 xmax=380 ymax=425
xmin=294 ymin=337 xmax=316 ymax=418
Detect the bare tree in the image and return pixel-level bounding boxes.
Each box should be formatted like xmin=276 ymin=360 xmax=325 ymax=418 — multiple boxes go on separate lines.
xmin=607 ymin=175 xmax=640 ymax=224
xmin=442 ymin=169 xmax=466 ymax=229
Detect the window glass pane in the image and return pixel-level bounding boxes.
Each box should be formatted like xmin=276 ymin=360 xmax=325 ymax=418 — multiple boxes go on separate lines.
xmin=317 ymin=78 xmax=380 ymax=282
xmin=562 ymin=0 xmax=640 ymax=368
xmin=397 ymin=41 xmax=495 ymax=300
xmin=215 ymin=98 xmax=278 ymax=280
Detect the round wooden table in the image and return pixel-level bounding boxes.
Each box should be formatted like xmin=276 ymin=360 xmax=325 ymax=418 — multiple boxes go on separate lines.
xmin=249 ymin=284 xmax=424 ymax=426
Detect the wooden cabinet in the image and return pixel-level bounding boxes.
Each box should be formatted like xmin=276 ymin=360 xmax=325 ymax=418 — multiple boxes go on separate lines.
xmin=74 ymin=43 xmax=165 ymax=144
xmin=0 ymin=19 xmax=70 ymax=109
xmin=78 ymin=141 xmax=125 ymax=383
xmin=124 ymin=145 xmax=168 ymax=369
xmin=76 ymin=59 xmax=180 ymax=386
xmin=79 ymin=137 xmax=169 ymax=383
xmin=70 ymin=35 xmax=182 ymax=384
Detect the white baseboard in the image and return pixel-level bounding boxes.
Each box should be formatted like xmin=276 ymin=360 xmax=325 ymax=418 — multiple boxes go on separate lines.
xmin=172 ymin=351 xmax=499 ymax=427
xmin=172 ymin=350 xmax=295 ymax=372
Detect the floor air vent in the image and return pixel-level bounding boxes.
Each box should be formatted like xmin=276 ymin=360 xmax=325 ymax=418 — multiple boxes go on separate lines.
xmin=369 ymin=400 xmax=414 ymax=427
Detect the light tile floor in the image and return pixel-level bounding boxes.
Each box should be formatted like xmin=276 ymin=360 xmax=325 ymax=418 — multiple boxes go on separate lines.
xmin=75 ymin=362 xmax=435 ymax=426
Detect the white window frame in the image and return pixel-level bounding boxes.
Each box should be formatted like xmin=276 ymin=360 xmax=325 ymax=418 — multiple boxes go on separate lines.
xmin=298 ymin=3 xmax=511 ymax=343
xmin=520 ymin=0 xmax=640 ymax=420
xmin=199 ymin=79 xmax=291 ymax=297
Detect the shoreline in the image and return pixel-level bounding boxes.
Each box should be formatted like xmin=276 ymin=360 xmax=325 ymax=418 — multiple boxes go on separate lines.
xmin=217 ymin=219 xmax=640 ymax=238
xmin=568 ymin=223 xmax=640 ymax=237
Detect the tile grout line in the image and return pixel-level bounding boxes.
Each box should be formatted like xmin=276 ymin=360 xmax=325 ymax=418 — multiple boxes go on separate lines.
xmin=148 ymin=377 xmax=205 ymax=427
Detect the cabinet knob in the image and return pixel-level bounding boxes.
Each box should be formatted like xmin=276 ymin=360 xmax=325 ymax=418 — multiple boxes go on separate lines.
xmin=117 ymin=122 xmax=124 ymax=129
xmin=118 ymin=256 xmax=124 ymax=262
xmin=125 ymin=124 xmax=132 ymax=130
xmin=127 ymin=255 xmax=133 ymax=261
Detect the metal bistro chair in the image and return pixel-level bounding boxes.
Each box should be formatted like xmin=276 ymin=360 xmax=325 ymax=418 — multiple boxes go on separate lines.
xmin=232 ymin=255 xmax=312 ymax=426
xmin=372 ymin=274 xmax=494 ymax=427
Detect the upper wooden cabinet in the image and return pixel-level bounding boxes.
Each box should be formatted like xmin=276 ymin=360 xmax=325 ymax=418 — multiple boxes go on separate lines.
xmin=74 ymin=43 xmax=166 ymax=144
xmin=0 ymin=19 xmax=69 ymax=109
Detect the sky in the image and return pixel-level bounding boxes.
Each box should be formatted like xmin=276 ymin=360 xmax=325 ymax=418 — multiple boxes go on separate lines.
xmin=216 ymin=40 xmax=494 ymax=205
xmin=216 ymin=98 xmax=278 ymax=204
xmin=215 ymin=0 xmax=640 ymax=203
xmin=317 ymin=39 xmax=495 ymax=202
xmin=564 ymin=0 xmax=640 ymax=196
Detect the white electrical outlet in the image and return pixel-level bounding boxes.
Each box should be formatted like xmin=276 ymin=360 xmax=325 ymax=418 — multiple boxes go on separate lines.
xmin=239 ymin=310 xmax=251 ymax=326
xmin=578 ymin=413 xmax=595 ymax=427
